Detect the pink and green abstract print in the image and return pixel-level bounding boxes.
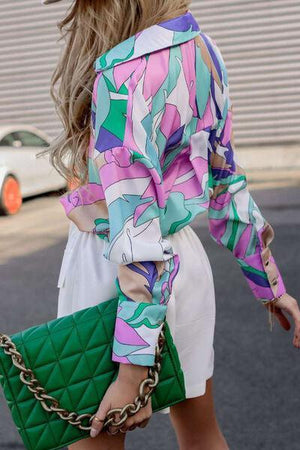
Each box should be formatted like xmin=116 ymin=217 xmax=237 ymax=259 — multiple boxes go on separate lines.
xmin=59 ymin=10 xmax=286 ymax=366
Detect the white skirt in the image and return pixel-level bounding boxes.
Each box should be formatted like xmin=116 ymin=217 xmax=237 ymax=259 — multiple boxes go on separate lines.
xmin=57 ymin=221 xmax=216 ymax=414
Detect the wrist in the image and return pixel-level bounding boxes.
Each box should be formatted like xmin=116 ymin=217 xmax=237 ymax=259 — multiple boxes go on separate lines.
xmin=262 ymin=292 xmax=286 ymax=307
xmin=117 ymin=362 xmax=149 ymax=383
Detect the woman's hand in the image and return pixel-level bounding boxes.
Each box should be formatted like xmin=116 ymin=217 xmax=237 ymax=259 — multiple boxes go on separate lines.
xmin=90 ymin=363 xmax=152 ymax=438
xmin=264 ymin=293 xmax=300 ymax=348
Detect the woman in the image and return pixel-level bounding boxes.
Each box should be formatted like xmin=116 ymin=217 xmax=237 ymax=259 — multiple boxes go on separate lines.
xmin=41 ymin=1 xmax=300 ymax=449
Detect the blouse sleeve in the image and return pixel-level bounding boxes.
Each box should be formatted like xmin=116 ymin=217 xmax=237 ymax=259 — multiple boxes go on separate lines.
xmin=92 ymin=62 xmax=180 ymax=366
xmin=206 ymin=35 xmax=287 ymax=304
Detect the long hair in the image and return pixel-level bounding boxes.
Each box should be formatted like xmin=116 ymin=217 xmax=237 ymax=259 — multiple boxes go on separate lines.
xmin=39 ymin=0 xmax=191 ymax=188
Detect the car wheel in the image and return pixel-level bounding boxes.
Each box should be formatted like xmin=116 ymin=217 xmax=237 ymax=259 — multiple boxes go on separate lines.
xmin=67 ymin=177 xmax=80 ymax=190
xmin=0 ymin=175 xmax=22 ymax=215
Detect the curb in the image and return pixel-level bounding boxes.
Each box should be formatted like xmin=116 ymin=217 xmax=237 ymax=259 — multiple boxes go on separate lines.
xmin=237 ymin=145 xmax=300 ymax=190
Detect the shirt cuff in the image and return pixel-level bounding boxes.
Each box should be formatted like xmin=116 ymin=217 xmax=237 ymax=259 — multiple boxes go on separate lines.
xmin=236 ymin=246 xmax=286 ymax=303
xmin=112 ymin=299 xmax=167 ymax=366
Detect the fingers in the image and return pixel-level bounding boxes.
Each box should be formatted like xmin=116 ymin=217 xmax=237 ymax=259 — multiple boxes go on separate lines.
xmin=106 ymin=418 xmax=148 ymax=435
xmin=123 ymin=411 xmax=151 ymax=433
xmin=90 ymin=401 xmax=109 ymax=438
xmin=139 ymin=418 xmax=150 ymax=428
xmin=290 ymin=301 xmax=300 ymax=323
xmin=106 ymin=419 xmax=123 ymax=436
xmin=274 ymin=308 xmax=291 ymax=331
xmin=264 ymin=303 xmax=290 ymax=331
xmin=287 ymin=298 xmax=300 ymax=348
xmin=107 ymin=425 xmax=122 ymax=435
xmin=94 ymin=407 xmax=151 ymax=436
xmin=289 ymin=302 xmax=300 ymax=348
xmin=91 ymin=395 xmax=152 ymax=437
xmin=293 ymin=317 xmax=300 ymax=348
xmin=266 ymin=294 xmax=300 ymax=348
xmin=108 ymin=407 xmax=152 ymax=435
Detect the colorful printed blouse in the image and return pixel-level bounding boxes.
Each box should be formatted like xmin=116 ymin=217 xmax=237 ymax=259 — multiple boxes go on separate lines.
xmin=59 ymin=10 xmax=287 ymax=366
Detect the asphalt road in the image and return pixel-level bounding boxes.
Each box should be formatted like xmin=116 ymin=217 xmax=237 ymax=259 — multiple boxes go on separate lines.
xmin=0 ymin=186 xmax=299 ymax=450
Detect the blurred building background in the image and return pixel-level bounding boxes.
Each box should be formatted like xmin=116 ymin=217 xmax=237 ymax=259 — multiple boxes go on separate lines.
xmin=0 ymin=0 xmax=299 ymax=173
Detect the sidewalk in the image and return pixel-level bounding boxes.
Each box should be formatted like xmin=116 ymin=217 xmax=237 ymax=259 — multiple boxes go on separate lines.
xmin=237 ymin=144 xmax=300 ymax=190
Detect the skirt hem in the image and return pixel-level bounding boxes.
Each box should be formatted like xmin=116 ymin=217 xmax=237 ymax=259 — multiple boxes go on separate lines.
xmin=157 ymin=367 xmax=214 ymax=414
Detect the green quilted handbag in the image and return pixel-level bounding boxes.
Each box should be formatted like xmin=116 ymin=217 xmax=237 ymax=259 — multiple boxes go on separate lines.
xmin=0 ymin=297 xmax=186 ymax=450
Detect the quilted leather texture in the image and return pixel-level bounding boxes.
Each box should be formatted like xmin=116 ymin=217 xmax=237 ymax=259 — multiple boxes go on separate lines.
xmin=0 ymin=298 xmax=186 ymax=450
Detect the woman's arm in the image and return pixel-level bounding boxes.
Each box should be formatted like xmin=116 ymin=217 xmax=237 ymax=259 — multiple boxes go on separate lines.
xmin=91 ymin=60 xmax=180 ymax=367
xmin=90 ymin=58 xmax=179 ymax=436
xmin=204 ymin=33 xmax=300 ymax=345
xmin=204 ymin=32 xmax=286 ymax=304
xmin=95 ymin=143 xmax=179 ymax=367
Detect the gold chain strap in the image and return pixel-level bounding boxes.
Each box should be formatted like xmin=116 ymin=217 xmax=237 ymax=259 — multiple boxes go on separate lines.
xmin=0 ymin=324 xmax=165 ymax=431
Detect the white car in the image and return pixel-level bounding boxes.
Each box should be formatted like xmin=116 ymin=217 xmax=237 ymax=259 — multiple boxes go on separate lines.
xmin=0 ymin=125 xmax=67 ymax=215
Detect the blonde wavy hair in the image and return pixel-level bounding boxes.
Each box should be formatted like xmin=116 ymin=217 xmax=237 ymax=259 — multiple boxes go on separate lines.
xmin=39 ymin=0 xmax=191 ymax=188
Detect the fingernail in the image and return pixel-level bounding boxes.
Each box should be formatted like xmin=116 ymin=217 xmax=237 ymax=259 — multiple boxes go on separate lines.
xmin=90 ymin=428 xmax=98 ymax=438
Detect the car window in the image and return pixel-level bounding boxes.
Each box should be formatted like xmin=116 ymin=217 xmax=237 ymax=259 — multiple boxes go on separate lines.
xmin=0 ymin=133 xmax=17 ymax=146
xmin=15 ymin=131 xmax=49 ymax=147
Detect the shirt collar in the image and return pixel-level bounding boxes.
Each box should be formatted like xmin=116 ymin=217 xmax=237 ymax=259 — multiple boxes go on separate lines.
xmin=93 ymin=10 xmax=200 ymax=72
